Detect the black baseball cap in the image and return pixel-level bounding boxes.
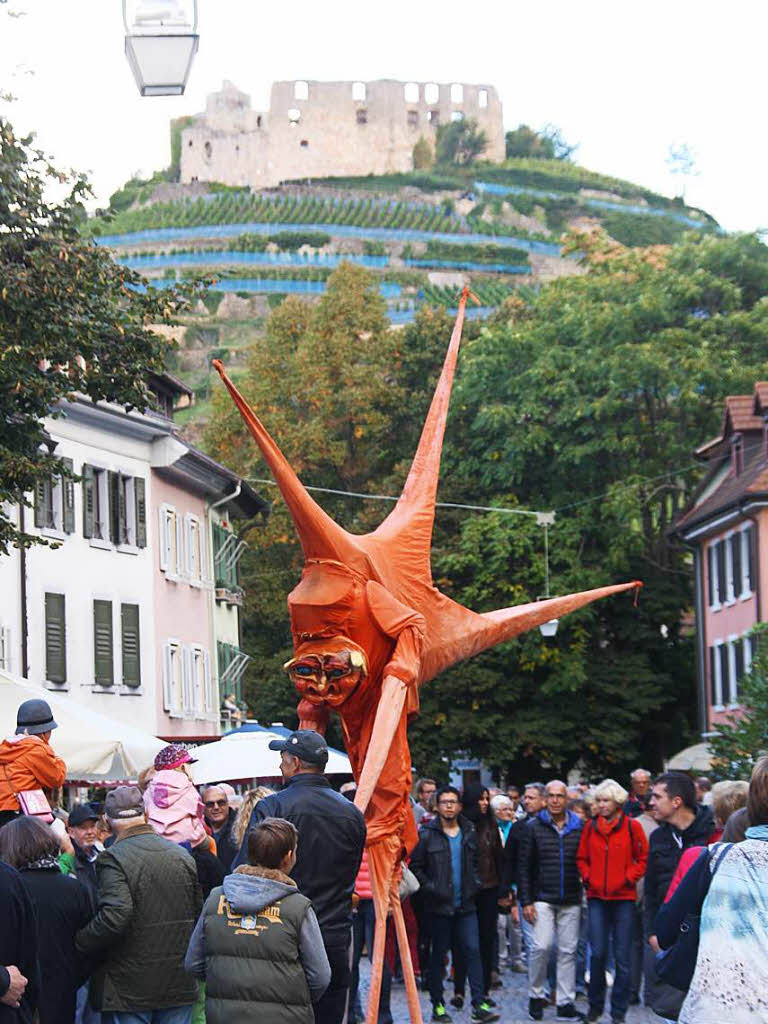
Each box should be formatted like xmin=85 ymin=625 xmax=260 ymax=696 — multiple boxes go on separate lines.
xmin=68 ymin=803 xmax=100 ymax=827
xmin=268 ymin=729 xmax=328 ymax=766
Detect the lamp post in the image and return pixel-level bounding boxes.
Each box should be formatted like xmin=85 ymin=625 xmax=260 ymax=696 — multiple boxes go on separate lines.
xmin=538 ymin=521 xmax=558 ymax=638
xmin=123 ymin=0 xmax=199 ymax=97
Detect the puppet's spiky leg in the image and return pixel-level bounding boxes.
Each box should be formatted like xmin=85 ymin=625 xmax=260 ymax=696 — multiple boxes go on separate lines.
xmin=391 ymin=880 xmax=424 ymax=1024
xmin=366 ymin=841 xmax=392 ymax=1024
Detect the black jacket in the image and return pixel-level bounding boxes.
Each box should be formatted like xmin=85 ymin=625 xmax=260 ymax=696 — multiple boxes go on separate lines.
xmin=70 ymin=842 xmax=99 ymax=908
xmin=18 ymin=867 xmax=93 ymax=1024
xmin=0 ymin=860 xmax=38 ymax=1024
xmin=190 ymin=844 xmax=226 ymax=900
xmin=76 ymin=824 xmax=202 ymax=1012
xmin=210 ymin=808 xmax=239 ymax=870
xmin=518 ymin=810 xmax=583 ymax=907
xmin=233 ymin=773 xmax=366 ymax=944
xmin=644 ymin=804 xmax=714 ymax=933
xmin=409 ymin=816 xmax=481 ymax=917
xmin=500 ymin=818 xmax=530 ymax=892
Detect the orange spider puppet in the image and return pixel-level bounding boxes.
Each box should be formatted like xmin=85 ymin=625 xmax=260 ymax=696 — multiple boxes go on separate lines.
xmin=212 ymin=288 xmax=641 ymax=1024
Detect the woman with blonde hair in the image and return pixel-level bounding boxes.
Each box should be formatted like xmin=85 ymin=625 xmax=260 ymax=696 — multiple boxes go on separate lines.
xmin=577 ymin=779 xmax=648 ymax=1024
xmin=232 ymin=786 xmax=274 ymax=848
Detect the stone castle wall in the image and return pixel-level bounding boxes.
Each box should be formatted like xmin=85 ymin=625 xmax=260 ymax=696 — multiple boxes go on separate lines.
xmin=180 ymin=79 xmax=505 ymax=189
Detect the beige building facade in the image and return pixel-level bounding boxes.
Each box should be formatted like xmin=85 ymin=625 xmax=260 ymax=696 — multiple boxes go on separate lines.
xmin=180 ymin=79 xmax=505 ymax=188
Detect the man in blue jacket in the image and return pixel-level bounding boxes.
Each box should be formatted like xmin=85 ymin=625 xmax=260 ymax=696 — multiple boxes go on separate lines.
xmin=518 ymin=780 xmax=585 ymax=1022
xmin=232 ymin=730 xmax=366 ymax=1024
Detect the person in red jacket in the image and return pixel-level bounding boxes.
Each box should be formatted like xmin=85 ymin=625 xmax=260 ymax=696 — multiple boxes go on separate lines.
xmin=0 ymin=701 xmax=66 ymax=827
xmin=577 ymin=779 xmax=648 ymax=1024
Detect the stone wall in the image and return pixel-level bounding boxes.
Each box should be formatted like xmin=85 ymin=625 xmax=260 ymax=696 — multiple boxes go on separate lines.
xmin=180 ymin=78 xmax=505 ymax=189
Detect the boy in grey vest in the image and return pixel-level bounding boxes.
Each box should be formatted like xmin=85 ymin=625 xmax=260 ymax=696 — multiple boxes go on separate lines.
xmin=185 ymin=817 xmax=330 ymax=1024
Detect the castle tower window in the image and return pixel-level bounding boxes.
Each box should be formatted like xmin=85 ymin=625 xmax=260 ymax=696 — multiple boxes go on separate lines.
xmin=288 ymin=108 xmax=301 ymax=126
xmin=257 ymin=115 xmax=262 ymax=128
xmin=427 ymin=110 xmax=440 ymax=125
xmin=300 ymin=139 xmax=309 ymax=148
xmin=352 ymin=81 xmax=366 ymax=101
xmin=204 ymin=140 xmax=212 ymax=159
xmin=478 ymin=88 xmax=488 ymax=108
xmin=294 ymin=80 xmax=309 ymax=101
xmin=450 ymin=83 xmax=464 ymax=103
xmin=407 ymin=110 xmax=419 ymax=129
xmin=451 ymin=110 xmax=464 ymax=123
xmin=356 ymin=109 xmax=368 ymax=125
xmin=188 ymin=139 xmax=193 ymax=146
xmin=404 ymin=82 xmax=419 ymax=103
xmin=424 ymin=82 xmax=439 ymax=104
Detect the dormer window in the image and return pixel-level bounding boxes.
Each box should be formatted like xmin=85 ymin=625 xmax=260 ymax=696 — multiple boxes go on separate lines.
xmin=732 ymin=433 xmax=744 ymax=475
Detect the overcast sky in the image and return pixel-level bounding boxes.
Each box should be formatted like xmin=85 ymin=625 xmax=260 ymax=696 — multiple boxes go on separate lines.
xmin=1 ymin=0 xmax=764 ymax=232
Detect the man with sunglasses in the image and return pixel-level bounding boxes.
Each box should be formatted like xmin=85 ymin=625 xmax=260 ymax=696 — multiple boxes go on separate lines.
xmin=202 ymin=785 xmax=238 ymax=869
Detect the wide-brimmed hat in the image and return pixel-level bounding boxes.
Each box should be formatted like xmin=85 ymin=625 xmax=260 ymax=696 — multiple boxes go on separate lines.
xmin=16 ymin=699 xmax=57 ymax=736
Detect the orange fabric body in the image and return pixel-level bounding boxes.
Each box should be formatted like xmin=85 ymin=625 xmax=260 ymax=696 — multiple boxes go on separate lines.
xmin=0 ymin=735 xmax=67 ymax=811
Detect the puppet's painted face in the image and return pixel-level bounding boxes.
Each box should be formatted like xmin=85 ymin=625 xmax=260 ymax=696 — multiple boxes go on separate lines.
xmin=284 ymin=640 xmax=368 ymax=707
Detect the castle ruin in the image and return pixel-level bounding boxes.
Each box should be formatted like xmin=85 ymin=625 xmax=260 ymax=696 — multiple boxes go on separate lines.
xmin=179 ymin=79 xmax=505 ymax=189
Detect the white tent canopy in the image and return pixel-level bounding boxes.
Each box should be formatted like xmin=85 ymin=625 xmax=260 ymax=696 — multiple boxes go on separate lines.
xmin=0 ymin=670 xmax=165 ymax=781
xmin=666 ymin=741 xmax=714 ymax=773
xmin=190 ymin=728 xmax=351 ymax=786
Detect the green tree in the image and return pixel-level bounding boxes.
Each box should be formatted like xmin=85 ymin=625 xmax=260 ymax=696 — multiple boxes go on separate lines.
xmin=412 ymin=137 xmax=433 ymax=171
xmin=708 ymin=624 xmax=768 ymax=779
xmin=0 ymin=119 xmax=193 ymax=554
xmin=410 ymin=231 xmax=768 ymax=780
xmin=435 ymin=118 xmax=488 ymax=167
xmin=505 ymin=123 xmax=577 ymax=161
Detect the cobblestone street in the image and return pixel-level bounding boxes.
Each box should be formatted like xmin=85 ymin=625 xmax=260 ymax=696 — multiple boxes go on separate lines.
xmin=358 ymin=959 xmax=659 ymax=1024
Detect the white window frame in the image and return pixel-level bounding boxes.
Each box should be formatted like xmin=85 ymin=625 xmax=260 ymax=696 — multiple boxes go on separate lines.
xmin=724 ymin=530 xmax=736 ymax=605
xmin=181 ymin=645 xmax=195 ymax=717
xmin=0 ymin=626 xmax=11 ymax=673
xmin=189 ymin=644 xmax=213 ymax=718
xmin=87 ymin=466 xmax=111 ymax=549
xmin=159 ymin=504 xmax=183 ymax=578
xmin=711 ymin=639 xmax=724 ymax=710
xmin=186 ymin=514 xmax=203 ymax=585
xmin=708 ymin=539 xmax=723 ymax=611
xmin=739 ymin=524 xmax=753 ymax=600
xmin=163 ymin=640 xmax=183 ymax=717
xmin=118 ymin=475 xmax=137 ymax=549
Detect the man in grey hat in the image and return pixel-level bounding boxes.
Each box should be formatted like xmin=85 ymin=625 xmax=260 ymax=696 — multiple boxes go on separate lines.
xmin=232 ymin=730 xmax=366 ymax=1024
xmin=76 ymin=786 xmax=202 ymax=1024
xmin=0 ymin=700 xmax=66 ymax=827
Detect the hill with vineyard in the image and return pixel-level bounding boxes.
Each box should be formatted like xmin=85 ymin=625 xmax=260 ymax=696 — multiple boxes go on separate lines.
xmin=90 ymin=158 xmax=719 ymax=441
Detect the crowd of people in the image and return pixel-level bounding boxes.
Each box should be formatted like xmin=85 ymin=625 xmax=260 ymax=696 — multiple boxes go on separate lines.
xmin=1 ymin=696 xmax=767 ymax=1024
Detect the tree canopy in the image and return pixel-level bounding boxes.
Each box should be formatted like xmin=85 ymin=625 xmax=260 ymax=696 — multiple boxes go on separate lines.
xmin=435 ymin=118 xmax=488 ymax=167
xmin=505 ymin=123 xmax=577 ymax=161
xmin=0 ymin=119 xmax=193 ymax=553
xmin=205 ymin=232 xmax=768 ymax=780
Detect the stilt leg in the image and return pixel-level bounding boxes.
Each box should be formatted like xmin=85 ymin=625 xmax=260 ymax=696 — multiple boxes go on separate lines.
xmin=365 ymin=847 xmax=392 ymax=1024
xmin=391 ymin=886 xmax=424 ymax=1024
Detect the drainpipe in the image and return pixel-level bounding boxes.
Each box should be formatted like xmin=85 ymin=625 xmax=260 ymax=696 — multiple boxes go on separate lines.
xmin=19 ymin=503 xmax=28 ymax=678
xmin=677 ymin=534 xmax=708 ymax=737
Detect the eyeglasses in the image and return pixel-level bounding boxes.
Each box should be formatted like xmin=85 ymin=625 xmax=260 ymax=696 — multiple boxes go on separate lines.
xmin=438 ymin=799 xmax=459 ymax=806
xmin=204 ymin=799 xmax=228 ymax=808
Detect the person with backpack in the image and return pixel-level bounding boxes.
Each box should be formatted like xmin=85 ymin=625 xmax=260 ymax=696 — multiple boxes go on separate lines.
xmin=576 ymin=779 xmax=648 ymax=1024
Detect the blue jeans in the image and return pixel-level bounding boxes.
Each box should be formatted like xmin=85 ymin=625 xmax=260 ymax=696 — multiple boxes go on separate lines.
xmin=428 ymin=912 xmax=484 ymax=1008
xmin=587 ymin=899 xmax=633 ymax=1019
xmin=104 ymin=1008 xmax=192 ymax=1024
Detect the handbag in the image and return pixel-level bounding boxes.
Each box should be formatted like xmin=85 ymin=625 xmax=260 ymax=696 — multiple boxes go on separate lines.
xmin=399 ymin=862 xmax=420 ymax=900
xmin=2 ymin=765 xmax=54 ymax=824
xmin=655 ymin=842 xmax=732 ymax=991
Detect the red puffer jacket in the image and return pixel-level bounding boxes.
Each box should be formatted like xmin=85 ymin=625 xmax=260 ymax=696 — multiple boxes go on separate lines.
xmin=577 ymin=813 xmax=648 ymax=900
xmin=355 ymin=849 xmax=373 ymax=900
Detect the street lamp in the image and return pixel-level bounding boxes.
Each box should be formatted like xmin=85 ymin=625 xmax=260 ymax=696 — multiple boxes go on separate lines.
xmin=123 ymin=0 xmax=199 ymax=97
xmin=538 ymin=521 xmax=558 ymax=638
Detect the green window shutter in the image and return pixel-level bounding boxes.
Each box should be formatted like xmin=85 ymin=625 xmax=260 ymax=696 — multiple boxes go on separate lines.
xmin=61 ymin=458 xmax=75 ymax=534
xmin=108 ymin=472 xmax=120 ymax=544
xmin=93 ymin=600 xmax=114 ymax=686
xmin=121 ymin=604 xmax=141 ymax=687
xmin=82 ymin=465 xmax=95 ymax=538
xmin=135 ymin=478 xmax=147 ymax=548
xmin=45 ymin=593 xmax=66 ymax=684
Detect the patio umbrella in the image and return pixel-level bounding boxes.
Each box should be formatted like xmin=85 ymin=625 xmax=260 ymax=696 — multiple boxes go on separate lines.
xmin=190 ymin=727 xmax=351 ymax=785
xmin=666 ymin=742 xmax=714 ymax=773
xmin=0 ymin=670 xmax=165 ymax=781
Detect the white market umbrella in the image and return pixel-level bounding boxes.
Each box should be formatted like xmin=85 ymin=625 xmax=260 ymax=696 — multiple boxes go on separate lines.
xmin=190 ymin=727 xmax=351 ymax=786
xmin=666 ymin=741 xmax=715 ymax=773
xmin=0 ymin=670 xmax=165 ymax=781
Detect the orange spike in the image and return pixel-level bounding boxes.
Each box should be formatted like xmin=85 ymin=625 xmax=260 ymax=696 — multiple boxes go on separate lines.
xmin=211 ymin=360 xmax=358 ymax=565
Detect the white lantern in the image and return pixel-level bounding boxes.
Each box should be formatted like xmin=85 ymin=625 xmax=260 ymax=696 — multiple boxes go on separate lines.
xmin=123 ymin=0 xmax=199 ymax=97
xmin=539 ymin=617 xmax=559 ymax=638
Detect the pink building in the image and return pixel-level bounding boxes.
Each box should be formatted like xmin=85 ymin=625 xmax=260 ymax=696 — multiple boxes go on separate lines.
xmin=675 ymin=384 xmax=768 ymax=734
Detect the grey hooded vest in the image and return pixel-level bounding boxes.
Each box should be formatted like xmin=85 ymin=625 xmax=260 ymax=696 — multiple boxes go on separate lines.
xmin=202 ymin=875 xmax=313 ymax=1024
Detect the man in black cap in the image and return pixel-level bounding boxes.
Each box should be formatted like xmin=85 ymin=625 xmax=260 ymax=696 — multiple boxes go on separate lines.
xmin=232 ymin=729 xmax=366 ymax=1024
xmin=64 ymin=804 xmax=101 ymax=904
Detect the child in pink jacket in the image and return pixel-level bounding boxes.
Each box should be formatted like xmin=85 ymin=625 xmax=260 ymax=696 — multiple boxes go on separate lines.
xmin=143 ymin=743 xmax=206 ymax=848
